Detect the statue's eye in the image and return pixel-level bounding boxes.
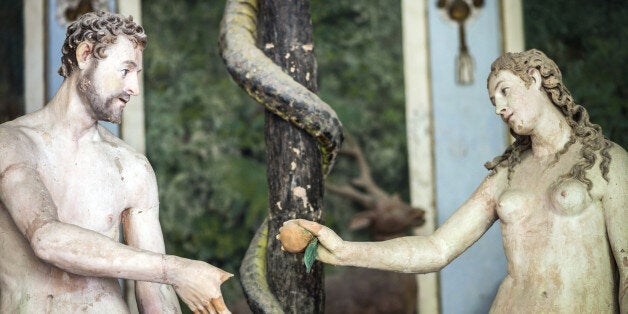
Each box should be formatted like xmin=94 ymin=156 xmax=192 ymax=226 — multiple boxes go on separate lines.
xmin=501 ymin=87 xmax=509 ymax=95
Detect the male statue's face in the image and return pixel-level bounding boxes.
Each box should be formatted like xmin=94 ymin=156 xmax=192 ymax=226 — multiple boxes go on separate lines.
xmin=78 ymin=36 xmax=143 ymax=124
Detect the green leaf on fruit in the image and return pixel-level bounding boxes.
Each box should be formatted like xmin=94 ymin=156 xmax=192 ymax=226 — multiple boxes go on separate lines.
xmin=304 ymin=238 xmax=318 ymax=273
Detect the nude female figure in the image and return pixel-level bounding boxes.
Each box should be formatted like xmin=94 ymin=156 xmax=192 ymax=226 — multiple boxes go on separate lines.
xmin=0 ymin=11 xmax=231 ymax=313
xmin=279 ymin=49 xmax=627 ymax=313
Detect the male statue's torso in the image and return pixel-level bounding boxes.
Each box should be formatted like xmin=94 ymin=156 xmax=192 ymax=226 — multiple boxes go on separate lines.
xmin=0 ymin=111 xmax=148 ymax=313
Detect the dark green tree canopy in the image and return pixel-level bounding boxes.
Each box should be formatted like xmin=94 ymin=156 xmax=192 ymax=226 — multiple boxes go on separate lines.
xmin=524 ymin=0 xmax=627 ymax=147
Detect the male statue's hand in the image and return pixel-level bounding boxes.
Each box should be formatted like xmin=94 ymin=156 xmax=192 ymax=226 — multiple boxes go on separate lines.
xmin=169 ymin=258 xmax=233 ymax=314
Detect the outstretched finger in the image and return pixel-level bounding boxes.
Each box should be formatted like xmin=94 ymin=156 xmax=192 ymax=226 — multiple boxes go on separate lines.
xmin=295 ymin=219 xmax=323 ymax=235
xmin=298 ymin=220 xmax=343 ymax=252
xmin=220 ymin=271 xmax=234 ymax=283
xmin=316 ymin=244 xmax=345 ymax=265
xmin=193 ymin=306 xmax=208 ymax=314
xmin=194 ymin=299 xmax=213 ymax=314
xmin=198 ymin=303 xmax=211 ymax=314
xmin=182 ymin=297 xmax=199 ymax=314
xmin=211 ymin=296 xmax=231 ymax=314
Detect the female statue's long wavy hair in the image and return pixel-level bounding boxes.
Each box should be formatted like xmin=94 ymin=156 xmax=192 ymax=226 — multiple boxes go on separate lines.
xmin=484 ymin=49 xmax=612 ymax=189
xmin=58 ymin=10 xmax=147 ymax=78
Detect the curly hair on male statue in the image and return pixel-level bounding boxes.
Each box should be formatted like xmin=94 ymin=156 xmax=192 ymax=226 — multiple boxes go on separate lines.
xmin=58 ymin=10 xmax=147 ymax=78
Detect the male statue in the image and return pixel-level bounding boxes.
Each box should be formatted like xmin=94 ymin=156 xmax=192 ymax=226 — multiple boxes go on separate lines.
xmin=0 ymin=11 xmax=232 ymax=313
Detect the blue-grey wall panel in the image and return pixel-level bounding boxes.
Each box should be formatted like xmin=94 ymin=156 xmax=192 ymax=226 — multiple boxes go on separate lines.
xmin=428 ymin=2 xmax=509 ymax=313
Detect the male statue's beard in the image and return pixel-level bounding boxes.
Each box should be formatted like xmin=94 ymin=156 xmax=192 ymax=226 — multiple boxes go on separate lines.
xmin=78 ymin=66 xmax=129 ymax=124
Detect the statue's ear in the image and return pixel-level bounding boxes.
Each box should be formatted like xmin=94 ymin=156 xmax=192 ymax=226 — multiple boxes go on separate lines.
xmin=527 ymin=68 xmax=542 ymax=90
xmin=76 ymin=42 xmax=93 ymax=69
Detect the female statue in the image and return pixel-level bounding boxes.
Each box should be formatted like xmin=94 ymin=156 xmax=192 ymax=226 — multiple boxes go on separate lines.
xmin=279 ymin=49 xmax=627 ymax=313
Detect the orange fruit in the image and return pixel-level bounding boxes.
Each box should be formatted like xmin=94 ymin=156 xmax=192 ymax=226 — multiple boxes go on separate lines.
xmin=278 ymin=220 xmax=314 ymax=253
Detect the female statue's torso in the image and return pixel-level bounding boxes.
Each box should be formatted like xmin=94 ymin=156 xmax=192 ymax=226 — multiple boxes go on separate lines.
xmin=491 ymin=143 xmax=617 ymax=313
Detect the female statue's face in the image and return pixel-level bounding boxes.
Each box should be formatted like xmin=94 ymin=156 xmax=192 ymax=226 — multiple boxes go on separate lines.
xmin=488 ymin=70 xmax=544 ymax=135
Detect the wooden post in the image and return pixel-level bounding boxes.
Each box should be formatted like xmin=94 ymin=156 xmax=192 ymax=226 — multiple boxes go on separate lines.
xmin=259 ymin=0 xmax=325 ymax=312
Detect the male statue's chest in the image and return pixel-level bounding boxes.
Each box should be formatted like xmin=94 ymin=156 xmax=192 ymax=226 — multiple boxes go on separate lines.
xmin=38 ymin=142 xmax=129 ymax=236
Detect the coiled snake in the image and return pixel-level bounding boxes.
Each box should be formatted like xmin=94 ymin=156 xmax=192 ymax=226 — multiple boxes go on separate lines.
xmin=218 ymin=0 xmax=343 ymax=312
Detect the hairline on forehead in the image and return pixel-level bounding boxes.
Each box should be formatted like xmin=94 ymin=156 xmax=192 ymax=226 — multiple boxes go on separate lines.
xmin=486 ymin=49 xmax=557 ymax=91
xmin=488 ymin=70 xmax=523 ymax=85
xmin=100 ymin=36 xmax=144 ymax=60
xmin=488 ymin=68 xmax=533 ymax=92
xmin=79 ymin=34 xmax=146 ymax=71
xmin=94 ymin=39 xmax=144 ymax=75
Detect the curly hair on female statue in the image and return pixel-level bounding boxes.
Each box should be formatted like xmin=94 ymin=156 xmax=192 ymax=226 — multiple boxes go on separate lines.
xmin=484 ymin=49 xmax=612 ymax=190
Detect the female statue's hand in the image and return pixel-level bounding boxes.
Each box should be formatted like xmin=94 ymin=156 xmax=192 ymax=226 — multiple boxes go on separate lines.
xmin=278 ymin=219 xmax=349 ymax=266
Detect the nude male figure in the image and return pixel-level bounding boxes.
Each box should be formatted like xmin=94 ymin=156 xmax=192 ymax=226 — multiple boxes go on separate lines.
xmin=0 ymin=11 xmax=231 ymax=313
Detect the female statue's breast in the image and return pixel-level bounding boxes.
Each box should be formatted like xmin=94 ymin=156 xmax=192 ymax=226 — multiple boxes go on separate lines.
xmin=496 ymin=189 xmax=532 ymax=224
xmin=549 ymin=178 xmax=590 ymax=216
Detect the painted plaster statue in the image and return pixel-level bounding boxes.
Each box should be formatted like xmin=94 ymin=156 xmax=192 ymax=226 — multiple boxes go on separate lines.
xmin=279 ymin=49 xmax=627 ymax=313
xmin=0 ymin=11 xmax=232 ymax=313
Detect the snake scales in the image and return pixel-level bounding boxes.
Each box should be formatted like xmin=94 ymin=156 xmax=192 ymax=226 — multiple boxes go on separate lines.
xmin=218 ymin=0 xmax=343 ymax=312
xmin=219 ymin=0 xmax=343 ymax=176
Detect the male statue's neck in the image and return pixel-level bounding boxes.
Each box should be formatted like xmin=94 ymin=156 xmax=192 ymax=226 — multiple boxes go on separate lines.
xmin=43 ymin=74 xmax=101 ymax=143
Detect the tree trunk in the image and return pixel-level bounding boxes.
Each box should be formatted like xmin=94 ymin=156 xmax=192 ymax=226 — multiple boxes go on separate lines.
xmin=259 ymin=0 xmax=325 ymax=313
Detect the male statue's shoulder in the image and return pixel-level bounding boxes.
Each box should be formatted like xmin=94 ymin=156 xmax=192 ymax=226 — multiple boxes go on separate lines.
xmin=95 ymin=124 xmax=154 ymax=174
xmin=0 ymin=122 xmax=39 ymax=174
xmin=0 ymin=110 xmax=49 ymax=141
xmin=0 ymin=116 xmax=27 ymax=135
xmin=97 ymin=124 xmax=144 ymax=156
xmin=0 ymin=117 xmax=40 ymax=150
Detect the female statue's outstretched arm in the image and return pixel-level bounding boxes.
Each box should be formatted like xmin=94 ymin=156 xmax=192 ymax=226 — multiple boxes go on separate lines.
xmin=291 ymin=170 xmax=504 ymax=273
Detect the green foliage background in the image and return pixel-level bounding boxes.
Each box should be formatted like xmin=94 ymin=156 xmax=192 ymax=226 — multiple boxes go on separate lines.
xmin=524 ymin=0 xmax=627 ymax=147
xmin=142 ymin=0 xmax=407 ymax=306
